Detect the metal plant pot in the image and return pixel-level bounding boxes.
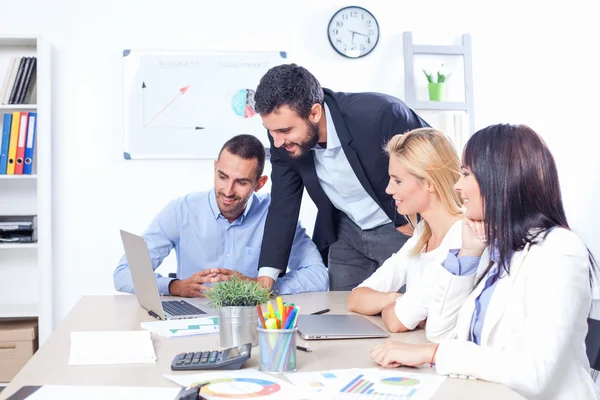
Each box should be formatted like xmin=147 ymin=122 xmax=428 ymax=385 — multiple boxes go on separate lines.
xmin=218 ymin=306 xmax=258 ymax=347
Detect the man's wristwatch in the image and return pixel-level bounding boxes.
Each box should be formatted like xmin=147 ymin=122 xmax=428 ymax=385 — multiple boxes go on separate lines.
xmin=168 ymin=279 xmax=180 ymax=295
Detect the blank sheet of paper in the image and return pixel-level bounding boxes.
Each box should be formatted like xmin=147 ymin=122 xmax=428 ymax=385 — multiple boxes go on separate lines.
xmin=69 ymin=331 xmax=157 ymax=366
xmin=26 ymin=385 xmax=180 ymax=400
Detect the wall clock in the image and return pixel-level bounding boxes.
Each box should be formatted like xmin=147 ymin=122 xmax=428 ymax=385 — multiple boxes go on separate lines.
xmin=327 ymin=6 xmax=380 ymax=59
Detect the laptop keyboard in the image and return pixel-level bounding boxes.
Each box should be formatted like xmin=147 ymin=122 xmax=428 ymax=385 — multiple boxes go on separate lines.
xmin=162 ymin=300 xmax=206 ymax=316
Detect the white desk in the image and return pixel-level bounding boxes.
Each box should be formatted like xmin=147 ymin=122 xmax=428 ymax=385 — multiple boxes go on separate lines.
xmin=1 ymin=292 xmax=523 ymax=399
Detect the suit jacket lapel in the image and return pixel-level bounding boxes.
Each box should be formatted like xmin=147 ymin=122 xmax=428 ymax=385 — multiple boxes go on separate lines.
xmin=297 ymin=151 xmax=330 ymax=208
xmin=455 ymin=295 xmax=477 ymax=341
xmin=480 ymin=243 xmax=531 ymax=344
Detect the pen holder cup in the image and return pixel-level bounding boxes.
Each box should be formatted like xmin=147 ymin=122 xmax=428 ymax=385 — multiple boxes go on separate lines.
xmin=257 ymin=327 xmax=298 ymax=373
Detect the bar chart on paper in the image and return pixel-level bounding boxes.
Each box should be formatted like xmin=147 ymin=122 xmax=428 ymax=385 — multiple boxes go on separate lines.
xmin=285 ymin=369 xmax=354 ymax=398
xmin=336 ymin=370 xmax=445 ymax=400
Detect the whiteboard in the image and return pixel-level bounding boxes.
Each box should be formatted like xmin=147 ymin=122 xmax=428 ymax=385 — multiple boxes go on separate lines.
xmin=122 ymin=50 xmax=287 ymax=159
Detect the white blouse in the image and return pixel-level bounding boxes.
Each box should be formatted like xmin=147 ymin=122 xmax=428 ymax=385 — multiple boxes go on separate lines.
xmin=357 ymin=220 xmax=463 ymax=293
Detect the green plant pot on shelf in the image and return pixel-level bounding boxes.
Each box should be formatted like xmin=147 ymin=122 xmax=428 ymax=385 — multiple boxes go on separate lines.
xmin=428 ymin=82 xmax=446 ymax=101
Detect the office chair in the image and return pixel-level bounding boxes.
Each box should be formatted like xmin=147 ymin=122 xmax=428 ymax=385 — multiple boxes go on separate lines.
xmin=586 ymin=317 xmax=600 ymax=380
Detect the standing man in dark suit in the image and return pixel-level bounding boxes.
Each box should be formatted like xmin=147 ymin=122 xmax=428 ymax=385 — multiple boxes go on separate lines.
xmin=254 ymin=64 xmax=430 ymax=292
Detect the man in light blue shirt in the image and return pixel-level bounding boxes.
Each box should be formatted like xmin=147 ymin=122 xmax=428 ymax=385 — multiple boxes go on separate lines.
xmin=113 ymin=135 xmax=328 ymax=296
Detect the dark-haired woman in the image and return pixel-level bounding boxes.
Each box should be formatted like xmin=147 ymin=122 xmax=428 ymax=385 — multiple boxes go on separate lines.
xmin=369 ymin=124 xmax=598 ymax=399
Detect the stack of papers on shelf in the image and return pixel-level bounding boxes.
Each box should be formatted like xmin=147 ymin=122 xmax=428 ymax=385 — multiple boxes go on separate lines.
xmin=69 ymin=331 xmax=157 ymax=366
xmin=141 ymin=316 xmax=219 ymax=339
xmin=0 ymin=220 xmax=33 ymax=230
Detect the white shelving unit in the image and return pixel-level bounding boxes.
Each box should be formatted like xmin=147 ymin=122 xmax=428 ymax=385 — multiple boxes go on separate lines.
xmin=403 ymin=32 xmax=474 ymax=150
xmin=0 ymin=36 xmax=52 ymax=351
xmin=0 ymin=243 xmax=39 ymax=249
xmin=0 ymin=174 xmax=37 ymax=180
xmin=0 ymin=104 xmax=37 ymax=110
xmin=0 ymin=303 xmax=38 ymax=318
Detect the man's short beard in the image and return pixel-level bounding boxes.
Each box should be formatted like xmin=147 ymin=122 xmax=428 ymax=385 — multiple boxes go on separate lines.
xmin=290 ymin=120 xmax=320 ymax=159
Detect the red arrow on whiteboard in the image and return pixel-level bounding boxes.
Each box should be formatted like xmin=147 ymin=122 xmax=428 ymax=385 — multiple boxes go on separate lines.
xmin=179 ymin=85 xmax=190 ymax=95
xmin=144 ymin=84 xmax=191 ymax=128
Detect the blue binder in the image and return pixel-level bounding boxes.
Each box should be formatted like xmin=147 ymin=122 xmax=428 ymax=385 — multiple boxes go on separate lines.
xmin=0 ymin=113 xmax=12 ymax=174
xmin=23 ymin=112 xmax=36 ymax=175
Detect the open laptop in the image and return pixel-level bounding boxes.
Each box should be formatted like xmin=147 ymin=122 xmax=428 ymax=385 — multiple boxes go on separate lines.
xmin=297 ymin=314 xmax=389 ymax=340
xmin=120 ymin=229 xmax=216 ymax=320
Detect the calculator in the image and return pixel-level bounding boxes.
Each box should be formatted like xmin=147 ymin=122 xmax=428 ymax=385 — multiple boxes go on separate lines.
xmin=170 ymin=343 xmax=252 ymax=371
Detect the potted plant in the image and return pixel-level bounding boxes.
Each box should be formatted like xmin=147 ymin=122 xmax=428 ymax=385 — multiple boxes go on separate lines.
xmin=205 ymin=274 xmax=271 ymax=347
xmin=423 ymin=64 xmax=450 ymax=101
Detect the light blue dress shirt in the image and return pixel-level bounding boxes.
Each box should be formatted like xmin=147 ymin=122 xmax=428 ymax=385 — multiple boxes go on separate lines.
xmin=114 ymin=190 xmax=328 ymax=296
xmin=442 ymin=248 xmax=506 ymax=345
xmin=258 ymin=104 xmax=392 ymax=282
xmin=312 ymin=104 xmax=391 ymax=230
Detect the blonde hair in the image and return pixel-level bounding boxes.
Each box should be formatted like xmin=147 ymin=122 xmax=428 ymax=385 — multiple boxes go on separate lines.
xmin=386 ymin=128 xmax=463 ymax=257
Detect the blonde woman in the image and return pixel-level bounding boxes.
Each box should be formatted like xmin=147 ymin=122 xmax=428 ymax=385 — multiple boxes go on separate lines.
xmin=348 ymin=128 xmax=463 ymax=332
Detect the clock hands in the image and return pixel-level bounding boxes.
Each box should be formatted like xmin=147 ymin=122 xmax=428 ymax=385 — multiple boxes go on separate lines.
xmin=349 ymin=29 xmax=369 ymax=38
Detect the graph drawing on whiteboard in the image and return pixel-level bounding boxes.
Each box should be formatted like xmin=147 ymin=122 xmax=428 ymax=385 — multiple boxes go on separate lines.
xmin=141 ymin=82 xmax=205 ymax=130
xmin=232 ymin=88 xmax=258 ymax=119
xmin=123 ymin=50 xmax=287 ymax=159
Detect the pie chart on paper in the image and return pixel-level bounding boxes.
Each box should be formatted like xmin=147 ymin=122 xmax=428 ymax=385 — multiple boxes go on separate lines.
xmin=193 ymin=377 xmax=281 ymax=398
xmin=232 ymin=89 xmax=258 ymax=118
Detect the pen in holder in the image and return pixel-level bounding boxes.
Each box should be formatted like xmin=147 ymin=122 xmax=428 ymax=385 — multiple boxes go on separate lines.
xmin=256 ymin=299 xmax=300 ymax=373
xmin=257 ymin=327 xmax=298 ymax=373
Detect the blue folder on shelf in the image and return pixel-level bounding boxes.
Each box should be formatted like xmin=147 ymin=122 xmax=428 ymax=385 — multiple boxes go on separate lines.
xmin=0 ymin=113 xmax=12 ymax=174
xmin=23 ymin=112 xmax=36 ymax=175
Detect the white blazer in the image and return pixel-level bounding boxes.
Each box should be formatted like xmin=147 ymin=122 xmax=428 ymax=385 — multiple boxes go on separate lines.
xmin=424 ymin=228 xmax=598 ymax=400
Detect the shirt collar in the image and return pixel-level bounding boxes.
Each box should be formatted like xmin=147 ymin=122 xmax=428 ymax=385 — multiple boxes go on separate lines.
xmin=489 ymin=246 xmax=514 ymax=273
xmin=313 ymin=103 xmax=341 ymax=151
xmin=241 ymin=193 xmax=255 ymax=221
xmin=208 ymin=188 xmax=255 ymax=223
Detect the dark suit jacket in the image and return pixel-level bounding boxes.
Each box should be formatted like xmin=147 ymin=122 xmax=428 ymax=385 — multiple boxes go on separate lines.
xmin=258 ymin=88 xmax=430 ymax=274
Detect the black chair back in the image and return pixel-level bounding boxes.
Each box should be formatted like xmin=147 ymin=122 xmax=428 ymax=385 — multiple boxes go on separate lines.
xmin=586 ymin=318 xmax=600 ymax=370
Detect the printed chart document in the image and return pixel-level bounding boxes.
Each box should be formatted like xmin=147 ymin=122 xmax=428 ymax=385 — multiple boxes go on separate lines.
xmin=69 ymin=331 xmax=157 ymax=366
xmin=285 ymin=369 xmax=356 ymax=399
xmin=141 ymin=316 xmax=219 ymax=339
xmin=334 ymin=369 xmax=445 ymax=399
xmin=164 ymin=369 xmax=305 ymax=400
xmin=285 ymin=368 xmax=445 ymax=399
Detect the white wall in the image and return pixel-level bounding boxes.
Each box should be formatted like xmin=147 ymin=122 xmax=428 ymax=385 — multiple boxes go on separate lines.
xmin=1 ymin=0 xmax=598 ymax=325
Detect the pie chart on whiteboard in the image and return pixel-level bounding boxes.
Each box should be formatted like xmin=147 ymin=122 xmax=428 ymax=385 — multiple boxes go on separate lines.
xmin=232 ymin=89 xmax=257 ymax=118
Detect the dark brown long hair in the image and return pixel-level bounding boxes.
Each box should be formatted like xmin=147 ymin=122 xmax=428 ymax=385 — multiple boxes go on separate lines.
xmin=464 ymin=124 xmax=597 ymax=282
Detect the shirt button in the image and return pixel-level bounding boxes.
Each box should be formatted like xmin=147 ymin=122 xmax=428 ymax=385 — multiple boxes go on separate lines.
xmin=226 ymin=253 xmax=229 ymax=256
xmin=275 ymin=289 xmax=280 ymax=294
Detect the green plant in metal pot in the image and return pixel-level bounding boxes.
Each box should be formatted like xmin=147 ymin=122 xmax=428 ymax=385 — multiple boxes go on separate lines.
xmin=205 ymin=274 xmax=271 ymax=307
xmin=205 ymin=275 xmax=271 ymax=347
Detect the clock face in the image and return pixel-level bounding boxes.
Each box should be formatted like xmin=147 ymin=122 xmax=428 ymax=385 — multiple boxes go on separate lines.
xmin=327 ymin=6 xmax=380 ymax=59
